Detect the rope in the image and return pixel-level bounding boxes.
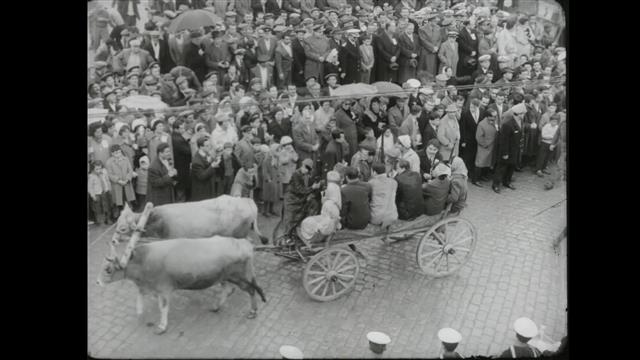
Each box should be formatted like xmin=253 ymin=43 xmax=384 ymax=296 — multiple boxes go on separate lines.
xmin=87 ymin=76 xmax=565 ymax=119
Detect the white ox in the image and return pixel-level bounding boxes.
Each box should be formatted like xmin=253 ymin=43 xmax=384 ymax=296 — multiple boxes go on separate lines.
xmin=114 ymin=196 xmax=269 ymax=244
xmin=97 ymin=235 xmax=267 ymax=334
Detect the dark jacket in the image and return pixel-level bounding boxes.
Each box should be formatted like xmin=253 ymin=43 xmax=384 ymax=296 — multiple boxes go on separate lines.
xmin=171 ymin=132 xmax=192 ymax=190
xmin=499 ymin=117 xmax=523 ymax=165
xmin=190 ymin=150 xmax=216 ymax=201
xmin=416 ymin=150 xmax=443 ymax=180
xmin=147 ymin=157 xmax=176 ymax=206
xmin=373 ymin=32 xmax=400 ymax=82
xmin=184 ymin=42 xmax=207 ymax=82
xmin=423 ymin=177 xmax=450 ymax=216
xmin=341 ymin=181 xmax=373 ymax=230
xmin=335 ymin=108 xmax=359 ymax=162
xmin=321 ymin=139 xmax=345 ymax=177
xmin=395 ymin=170 xmax=424 ymax=220
xmin=422 ymin=122 xmax=439 ymax=145
xmin=339 ymin=39 xmax=361 ymax=84
xmin=267 ymin=118 xmax=292 ymax=144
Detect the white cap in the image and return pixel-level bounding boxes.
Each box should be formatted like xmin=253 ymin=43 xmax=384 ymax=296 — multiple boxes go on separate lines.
xmin=438 ymin=328 xmax=462 ymax=343
xmin=406 ymin=79 xmax=421 ymax=89
xmin=398 ymin=135 xmax=411 ymax=148
xmin=280 ymin=136 xmax=293 ymax=146
xmin=514 ymin=317 xmax=539 ymax=338
xmin=131 ymin=118 xmax=147 ymax=131
xmin=367 ymin=331 xmax=391 ymax=345
xmin=433 ymin=163 xmax=451 ymax=177
xmin=279 ymin=345 xmax=304 ymax=359
xmin=512 ymin=103 xmax=527 ymax=115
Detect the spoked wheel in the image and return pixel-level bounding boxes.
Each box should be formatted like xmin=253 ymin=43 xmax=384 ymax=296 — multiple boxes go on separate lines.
xmin=303 ymin=247 xmax=360 ymax=302
xmin=416 ymin=217 xmax=477 ymax=277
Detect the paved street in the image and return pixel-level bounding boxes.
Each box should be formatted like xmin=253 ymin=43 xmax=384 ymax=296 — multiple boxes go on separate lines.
xmin=87 ymin=171 xmax=567 ymax=358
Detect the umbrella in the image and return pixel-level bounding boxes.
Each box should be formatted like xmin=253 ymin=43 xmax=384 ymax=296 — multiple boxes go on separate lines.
xmin=88 ymin=108 xmax=108 ymax=125
xmin=371 ymin=82 xmax=404 ymax=96
xmin=167 ymin=9 xmax=222 ymax=33
xmin=119 ymin=95 xmax=169 ymax=111
xmin=331 ymin=83 xmax=378 ymax=98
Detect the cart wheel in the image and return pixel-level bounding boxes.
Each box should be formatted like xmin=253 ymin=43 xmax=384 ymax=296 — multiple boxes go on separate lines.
xmin=303 ymin=248 xmax=360 ymax=302
xmin=416 ymin=218 xmax=476 ymax=277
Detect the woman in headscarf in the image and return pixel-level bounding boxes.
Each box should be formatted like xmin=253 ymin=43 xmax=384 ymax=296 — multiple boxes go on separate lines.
xmin=362 ymin=97 xmax=387 ymax=139
xmin=297 ymin=170 xmax=343 ymax=247
xmin=448 ymin=156 xmax=469 ymax=215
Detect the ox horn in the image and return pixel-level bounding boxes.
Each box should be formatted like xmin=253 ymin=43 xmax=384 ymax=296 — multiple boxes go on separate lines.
xmin=119 ymin=202 xmax=154 ymax=268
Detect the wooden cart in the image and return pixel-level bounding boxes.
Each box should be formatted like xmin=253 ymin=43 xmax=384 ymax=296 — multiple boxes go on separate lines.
xmin=256 ymin=206 xmax=477 ymax=302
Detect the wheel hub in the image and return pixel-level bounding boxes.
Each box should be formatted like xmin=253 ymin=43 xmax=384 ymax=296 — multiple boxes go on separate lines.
xmin=326 ymin=271 xmax=337 ymax=281
xmin=443 ymin=245 xmax=455 ymax=254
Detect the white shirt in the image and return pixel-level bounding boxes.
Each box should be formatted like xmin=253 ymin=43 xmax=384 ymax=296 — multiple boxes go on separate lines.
xmin=472 ymin=108 xmax=480 ymax=123
xmin=127 ymin=1 xmax=135 ymax=16
xmin=264 ymin=38 xmax=272 ymax=52
xmin=541 ymin=123 xmax=558 ymax=143
xmin=151 ymin=40 xmax=160 ymax=59
xmin=281 ymin=42 xmax=292 ymax=57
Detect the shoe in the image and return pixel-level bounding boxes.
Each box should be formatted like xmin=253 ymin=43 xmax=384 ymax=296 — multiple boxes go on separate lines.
xmin=472 ymin=181 xmax=483 ymax=187
xmin=505 ymin=184 xmax=516 ymax=190
xmin=492 ymin=186 xmax=501 ymax=194
xmin=536 ymin=170 xmax=544 ymax=177
xmin=515 ymin=167 xmax=523 ymax=172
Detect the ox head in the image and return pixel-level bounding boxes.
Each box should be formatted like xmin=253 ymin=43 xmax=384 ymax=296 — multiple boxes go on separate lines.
xmin=96 ymin=244 xmax=126 ymax=286
xmin=114 ymin=203 xmax=139 ymax=240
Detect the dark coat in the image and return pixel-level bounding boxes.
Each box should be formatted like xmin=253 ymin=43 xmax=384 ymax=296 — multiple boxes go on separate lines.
xmin=373 ymin=32 xmax=400 ymax=83
xmin=456 ymin=27 xmax=478 ymax=77
xmin=523 ymin=106 xmax=542 ymax=157
xmin=416 ymin=150 xmax=443 ymax=179
xmin=335 ymin=108 xmax=359 ymax=161
xmin=422 ymin=122 xmax=438 ymax=145
xmin=423 ymin=177 xmax=450 ymax=216
xmin=321 ymin=139 xmax=346 ymax=177
xmin=184 ymin=42 xmax=207 ymax=83
xmin=339 ymin=39 xmax=361 ymax=84
xmin=459 ymin=108 xmax=482 ymax=169
xmin=265 ymin=0 xmax=284 ymax=16
xmin=190 ymin=151 xmax=216 ymax=201
xmin=291 ymin=38 xmax=307 ymax=87
xmin=171 ymin=132 xmax=192 ymax=191
xmin=498 ymin=117 xmax=523 ymax=165
xmin=394 ymin=170 xmax=424 ymax=220
xmin=397 ymin=32 xmax=420 ymax=83
xmin=113 ymin=0 xmax=140 ymax=19
xmin=147 ymin=158 xmax=176 ymax=206
xmin=267 ymin=118 xmax=292 ymax=144
xmin=340 ymin=181 xmax=372 ymax=230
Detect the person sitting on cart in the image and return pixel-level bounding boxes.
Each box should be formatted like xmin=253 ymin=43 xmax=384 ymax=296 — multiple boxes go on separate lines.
xmin=369 ymin=162 xmax=398 ymax=229
xmin=297 ymin=171 xmax=343 ymax=247
xmin=423 ymin=163 xmax=452 ymax=216
xmin=418 ymin=138 xmax=444 ymax=182
xmin=340 ymin=166 xmax=372 ymax=230
xmin=395 ymin=159 xmax=425 ymax=221
xmin=282 ymin=158 xmax=322 ymax=235
xmin=447 ymin=156 xmax=469 ymax=216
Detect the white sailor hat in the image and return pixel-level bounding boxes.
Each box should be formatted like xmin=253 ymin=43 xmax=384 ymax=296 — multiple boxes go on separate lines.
xmin=513 ymin=317 xmax=539 ymax=338
xmin=438 ymin=328 xmax=462 ymax=344
xmin=398 ymin=135 xmax=411 ymax=148
xmin=366 ymin=331 xmax=391 ymax=345
xmin=279 ymin=345 xmax=304 ymax=359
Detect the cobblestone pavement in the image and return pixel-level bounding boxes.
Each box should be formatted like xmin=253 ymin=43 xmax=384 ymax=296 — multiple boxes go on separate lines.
xmin=88 ymin=170 xmax=567 ymax=358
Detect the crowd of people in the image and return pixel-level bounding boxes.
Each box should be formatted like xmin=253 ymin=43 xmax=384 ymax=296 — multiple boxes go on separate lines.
xmin=87 ymin=0 xmax=567 ymax=236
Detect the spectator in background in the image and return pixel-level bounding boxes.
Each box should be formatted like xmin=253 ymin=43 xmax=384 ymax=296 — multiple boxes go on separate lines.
xmin=88 ymin=160 xmax=113 ymax=225
xmin=277 ymin=136 xmax=299 ymax=196
xmin=340 ymin=167 xmax=372 ymax=230
xmin=133 ymin=155 xmax=149 ymax=211
xmin=171 ymin=119 xmax=193 ymax=201
xmin=190 ymin=136 xmax=221 ymax=201
xmin=106 ymin=144 xmax=137 ymax=218
xmin=535 ymin=113 xmax=560 ymax=177
xmin=368 ymin=162 xmax=398 ymax=228
xmin=147 ymin=143 xmax=178 ymax=206
xmin=394 ymin=159 xmax=424 ymax=221
xmin=448 ymin=156 xmax=468 ymax=215
xmin=422 ymin=162 xmax=451 ymax=216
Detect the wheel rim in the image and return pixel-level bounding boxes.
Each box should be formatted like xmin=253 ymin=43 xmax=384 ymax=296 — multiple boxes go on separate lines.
xmin=416 ymin=218 xmax=476 ymax=277
xmin=303 ymin=248 xmax=359 ymax=302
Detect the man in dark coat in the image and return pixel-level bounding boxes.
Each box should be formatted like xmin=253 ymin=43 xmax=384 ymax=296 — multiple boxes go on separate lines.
xmin=340 ymin=167 xmax=372 ymax=230
xmin=147 ymin=143 xmax=177 ymax=206
xmin=282 ymin=159 xmax=321 ymax=234
xmin=373 ymin=22 xmax=400 ymax=83
xmin=171 ymin=120 xmax=193 ymax=202
xmin=334 ymin=100 xmax=359 ymax=163
xmin=394 ymin=159 xmax=424 ymax=220
xmin=456 ymin=20 xmax=478 ymax=77
xmin=291 ymin=28 xmax=308 ymax=87
xmin=459 ymin=98 xmax=483 ymax=186
xmin=397 ymin=22 xmax=420 ymax=84
xmin=204 ymin=30 xmax=232 ymax=80
xmin=423 ymin=163 xmax=451 ymax=216
xmin=321 ymin=129 xmax=347 ymax=178
xmin=339 ymin=29 xmax=361 ymax=84
xmin=190 ymin=136 xmax=218 ymax=201
xmin=183 ymin=30 xmax=208 ymax=82
xmin=492 ymin=103 xmax=526 ymax=193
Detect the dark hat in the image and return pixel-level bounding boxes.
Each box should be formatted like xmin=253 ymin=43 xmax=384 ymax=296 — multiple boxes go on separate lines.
xmin=189 ymin=29 xmax=203 ymax=38
xmin=205 ymin=72 xmax=218 ymax=81
xmin=127 ymin=65 xmax=141 ymax=74
xmin=313 ymin=24 xmax=324 ymax=32
xmin=126 ymin=72 xmax=139 ymax=80
xmin=148 ymin=61 xmax=160 ymax=69
xmin=331 ymin=128 xmax=343 ymax=137
xmin=294 ymin=26 xmax=307 ymax=33
xmin=262 ymin=26 xmax=273 ymax=33
xmin=305 ymin=75 xmax=317 ymax=83
xmin=502 ymin=67 xmax=514 ymax=73
xmin=234 ymin=48 xmax=246 ymax=55
xmin=264 ymin=13 xmax=275 ymax=19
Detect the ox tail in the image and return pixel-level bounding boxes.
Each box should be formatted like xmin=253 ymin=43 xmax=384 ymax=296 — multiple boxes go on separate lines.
xmin=245 ymin=257 xmax=266 ymax=303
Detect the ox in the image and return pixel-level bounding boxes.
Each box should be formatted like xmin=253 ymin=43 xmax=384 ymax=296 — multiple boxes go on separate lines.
xmin=97 ymin=235 xmax=267 ymax=335
xmin=113 ymin=196 xmax=269 ymax=245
